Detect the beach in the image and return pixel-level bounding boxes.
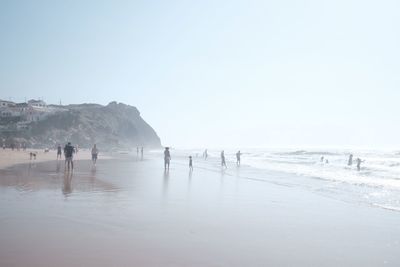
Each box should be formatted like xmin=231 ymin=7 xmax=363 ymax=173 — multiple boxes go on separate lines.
xmin=0 ymin=151 xmax=399 ymax=266
xmin=0 ymin=148 xmax=93 ymax=170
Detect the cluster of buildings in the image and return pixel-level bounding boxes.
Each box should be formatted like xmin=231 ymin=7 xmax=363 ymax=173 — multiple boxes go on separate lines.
xmin=0 ymin=99 xmax=65 ymax=126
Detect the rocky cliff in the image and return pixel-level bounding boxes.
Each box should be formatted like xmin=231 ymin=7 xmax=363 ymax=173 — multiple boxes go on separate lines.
xmin=0 ymin=102 xmax=161 ymax=150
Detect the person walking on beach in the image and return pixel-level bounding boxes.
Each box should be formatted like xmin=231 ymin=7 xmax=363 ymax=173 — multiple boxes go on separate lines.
xmin=91 ymin=144 xmax=99 ymax=165
xmin=320 ymin=156 xmax=324 ymax=162
xmin=221 ymin=150 xmax=227 ymax=169
xmin=136 ymin=146 xmax=139 ymax=157
xmin=236 ymin=150 xmax=242 ymax=166
xmin=57 ymin=144 xmax=62 ymax=159
xmin=189 ymin=156 xmax=193 ymax=171
xmin=164 ymin=147 xmax=171 ymax=171
xmin=141 ymin=146 xmax=144 ymax=160
xmin=348 ymin=154 xmax=353 ymax=166
xmin=64 ymin=142 xmax=75 ymax=171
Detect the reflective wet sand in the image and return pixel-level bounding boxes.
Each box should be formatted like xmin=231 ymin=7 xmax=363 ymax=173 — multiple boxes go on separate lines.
xmin=0 ymin=156 xmax=399 ymax=266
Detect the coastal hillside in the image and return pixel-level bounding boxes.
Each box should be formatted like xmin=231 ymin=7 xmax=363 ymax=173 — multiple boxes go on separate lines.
xmin=0 ymin=101 xmax=161 ymax=150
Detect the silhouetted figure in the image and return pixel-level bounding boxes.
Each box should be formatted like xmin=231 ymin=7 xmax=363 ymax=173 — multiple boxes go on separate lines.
xmin=2 ymin=138 xmax=5 ymax=150
xmin=22 ymin=142 xmax=26 ymax=151
xmin=64 ymin=142 xmax=75 ymax=171
xmin=189 ymin=156 xmax=193 ymax=171
xmin=30 ymin=152 xmax=36 ymax=160
xmin=141 ymin=146 xmax=144 ymax=160
xmin=164 ymin=147 xmax=171 ymax=171
xmin=136 ymin=146 xmax=139 ymax=157
xmin=11 ymin=143 xmax=15 ymax=151
xmin=325 ymin=159 xmax=329 ymax=164
xmin=91 ymin=144 xmax=98 ymax=165
xmin=356 ymin=158 xmax=364 ymax=171
xmin=221 ymin=150 xmax=227 ymax=169
xmin=204 ymin=149 xmax=208 ymax=159
xmin=57 ymin=144 xmax=62 ymax=159
xmin=236 ymin=150 xmax=241 ymax=166
xmin=348 ymin=154 xmax=353 ymax=166
xmin=320 ymin=156 xmax=324 ymax=162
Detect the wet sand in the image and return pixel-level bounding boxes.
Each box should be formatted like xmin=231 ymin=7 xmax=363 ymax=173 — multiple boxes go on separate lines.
xmin=0 ymin=155 xmax=399 ymax=266
xmin=0 ymin=148 xmax=93 ymax=170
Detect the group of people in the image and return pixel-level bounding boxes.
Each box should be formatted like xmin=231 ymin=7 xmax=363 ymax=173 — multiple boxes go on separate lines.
xmin=56 ymin=142 xmax=99 ymax=171
xmin=321 ymin=154 xmax=364 ymax=171
xmin=348 ymin=154 xmax=364 ymax=171
xmin=1 ymin=139 xmax=27 ymax=151
xmin=163 ymin=147 xmax=243 ymax=172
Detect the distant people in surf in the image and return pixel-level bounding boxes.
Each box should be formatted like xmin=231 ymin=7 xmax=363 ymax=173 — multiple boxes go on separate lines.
xmin=64 ymin=142 xmax=75 ymax=171
xmin=203 ymin=149 xmax=208 ymax=159
xmin=91 ymin=144 xmax=99 ymax=165
xmin=236 ymin=150 xmax=241 ymax=166
xmin=164 ymin=147 xmax=171 ymax=171
xmin=189 ymin=156 xmax=193 ymax=171
xmin=221 ymin=150 xmax=227 ymax=169
xmin=141 ymin=146 xmax=144 ymax=160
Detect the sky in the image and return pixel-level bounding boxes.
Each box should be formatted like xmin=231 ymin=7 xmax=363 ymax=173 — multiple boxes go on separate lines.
xmin=0 ymin=0 xmax=399 ymax=149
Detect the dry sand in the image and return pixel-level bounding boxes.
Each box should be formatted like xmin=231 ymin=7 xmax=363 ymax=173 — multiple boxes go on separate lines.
xmin=0 ymin=154 xmax=399 ymax=266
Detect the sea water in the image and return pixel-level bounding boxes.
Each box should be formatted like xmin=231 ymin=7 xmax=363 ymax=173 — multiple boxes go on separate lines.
xmin=172 ymin=148 xmax=400 ymax=212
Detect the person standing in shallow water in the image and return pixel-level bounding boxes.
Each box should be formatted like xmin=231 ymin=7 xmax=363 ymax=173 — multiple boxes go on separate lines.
xmin=221 ymin=150 xmax=227 ymax=169
xmin=189 ymin=156 xmax=193 ymax=171
xmin=141 ymin=146 xmax=144 ymax=160
xmin=236 ymin=150 xmax=241 ymax=166
xmin=356 ymin=158 xmax=364 ymax=171
xmin=348 ymin=154 xmax=353 ymax=166
xmin=164 ymin=147 xmax=171 ymax=171
xmin=91 ymin=144 xmax=99 ymax=165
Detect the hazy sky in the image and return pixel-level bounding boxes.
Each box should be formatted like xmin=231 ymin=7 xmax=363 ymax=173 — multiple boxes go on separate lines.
xmin=1 ymin=0 xmax=399 ymax=149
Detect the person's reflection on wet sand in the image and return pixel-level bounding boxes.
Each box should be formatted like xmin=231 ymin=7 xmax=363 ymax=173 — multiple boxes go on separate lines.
xmin=56 ymin=161 xmax=61 ymax=173
xmin=162 ymin=170 xmax=169 ymax=199
xmin=62 ymin=172 xmax=73 ymax=197
xmin=187 ymin=170 xmax=193 ymax=196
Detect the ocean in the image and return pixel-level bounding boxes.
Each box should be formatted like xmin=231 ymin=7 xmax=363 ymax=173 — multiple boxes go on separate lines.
xmin=169 ymin=148 xmax=400 ymax=212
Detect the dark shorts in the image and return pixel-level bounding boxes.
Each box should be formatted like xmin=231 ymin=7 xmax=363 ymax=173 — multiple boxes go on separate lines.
xmin=66 ymin=156 xmax=73 ymax=162
xmin=92 ymin=154 xmax=98 ymax=160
